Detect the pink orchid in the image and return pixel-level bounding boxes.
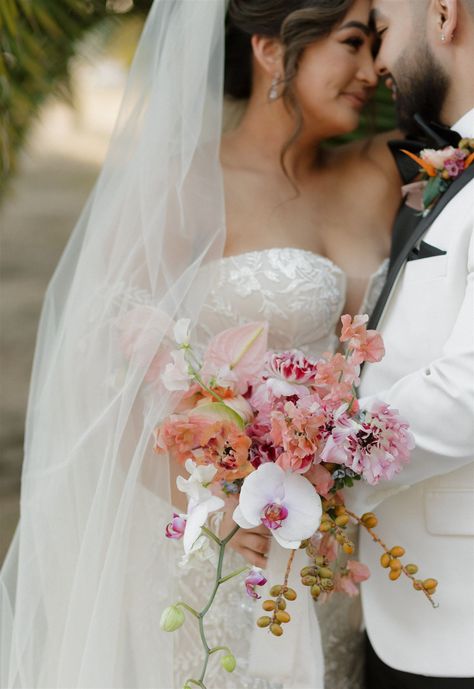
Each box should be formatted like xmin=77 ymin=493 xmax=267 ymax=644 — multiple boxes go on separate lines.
xmin=245 ymin=567 xmax=267 ymax=599
xmin=165 ymin=513 xmax=186 ymax=539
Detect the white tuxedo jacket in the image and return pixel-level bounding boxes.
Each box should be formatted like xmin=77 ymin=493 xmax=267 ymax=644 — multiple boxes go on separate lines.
xmin=348 ymin=110 xmax=474 ymax=678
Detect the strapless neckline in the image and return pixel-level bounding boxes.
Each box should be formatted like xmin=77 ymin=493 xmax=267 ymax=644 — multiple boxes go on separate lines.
xmin=221 ymin=247 xmax=345 ymax=276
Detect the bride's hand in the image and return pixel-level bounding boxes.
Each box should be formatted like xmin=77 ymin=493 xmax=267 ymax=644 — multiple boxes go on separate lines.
xmin=220 ymin=494 xmax=271 ymax=569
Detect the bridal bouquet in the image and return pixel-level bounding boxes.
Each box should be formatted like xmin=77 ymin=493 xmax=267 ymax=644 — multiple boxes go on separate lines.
xmin=154 ymin=316 xmax=438 ymax=687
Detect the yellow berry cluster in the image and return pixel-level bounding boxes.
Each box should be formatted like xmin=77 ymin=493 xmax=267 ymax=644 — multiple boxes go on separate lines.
xmin=300 ymin=556 xmax=334 ymax=600
xmin=319 ymin=503 xmax=356 ymax=555
xmin=257 ymin=585 xmax=297 ymax=637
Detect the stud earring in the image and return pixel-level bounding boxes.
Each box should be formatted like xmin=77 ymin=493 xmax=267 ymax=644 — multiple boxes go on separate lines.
xmin=268 ymin=74 xmax=280 ymax=102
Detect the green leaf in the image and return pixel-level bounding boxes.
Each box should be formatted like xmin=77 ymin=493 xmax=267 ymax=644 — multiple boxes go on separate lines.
xmin=423 ymin=176 xmax=446 ymax=209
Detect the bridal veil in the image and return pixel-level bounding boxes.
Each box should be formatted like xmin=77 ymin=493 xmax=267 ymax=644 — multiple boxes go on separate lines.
xmin=0 ymin=1 xmax=227 ymax=686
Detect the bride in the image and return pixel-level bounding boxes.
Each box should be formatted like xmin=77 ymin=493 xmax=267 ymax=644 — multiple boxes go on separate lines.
xmin=0 ymin=0 xmax=402 ymax=688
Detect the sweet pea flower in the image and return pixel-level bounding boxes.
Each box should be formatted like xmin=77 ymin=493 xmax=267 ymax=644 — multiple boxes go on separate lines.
xmin=340 ymin=314 xmax=369 ymax=344
xmin=173 ymin=318 xmax=192 ymax=346
xmin=162 ymin=349 xmax=192 ymax=391
xmin=233 ymin=462 xmax=322 ymax=549
xmin=244 ymin=567 xmax=267 ymax=599
xmin=165 ymin=513 xmax=186 ymax=539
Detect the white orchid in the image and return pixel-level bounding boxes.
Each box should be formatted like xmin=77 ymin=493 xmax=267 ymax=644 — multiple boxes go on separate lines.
xmin=178 ymin=534 xmax=218 ymax=570
xmin=177 ymin=459 xmax=225 ymax=553
xmin=162 ymin=349 xmax=191 ymax=391
xmin=233 ymin=462 xmax=322 ymax=549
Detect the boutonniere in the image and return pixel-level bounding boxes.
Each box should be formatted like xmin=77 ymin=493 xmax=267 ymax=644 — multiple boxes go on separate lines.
xmin=401 ymin=138 xmax=474 ymax=216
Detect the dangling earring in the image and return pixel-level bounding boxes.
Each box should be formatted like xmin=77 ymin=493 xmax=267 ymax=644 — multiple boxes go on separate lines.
xmin=268 ymin=73 xmax=280 ymax=102
xmin=441 ymin=32 xmax=446 ymax=41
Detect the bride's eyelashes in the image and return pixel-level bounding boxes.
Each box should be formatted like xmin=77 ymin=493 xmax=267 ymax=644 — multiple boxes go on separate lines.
xmin=342 ymin=35 xmax=367 ymax=51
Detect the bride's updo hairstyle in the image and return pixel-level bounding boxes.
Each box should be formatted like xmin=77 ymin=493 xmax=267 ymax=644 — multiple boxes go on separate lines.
xmin=225 ymin=0 xmax=355 ymax=101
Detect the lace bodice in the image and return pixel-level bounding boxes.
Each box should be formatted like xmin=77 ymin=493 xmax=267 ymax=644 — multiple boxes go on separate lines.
xmin=174 ymin=248 xmax=388 ymax=689
xmin=194 ymin=248 xmax=387 ymax=356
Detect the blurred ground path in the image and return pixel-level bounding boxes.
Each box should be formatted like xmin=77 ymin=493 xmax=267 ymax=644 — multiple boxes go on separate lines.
xmin=0 ymin=58 xmax=126 ymax=565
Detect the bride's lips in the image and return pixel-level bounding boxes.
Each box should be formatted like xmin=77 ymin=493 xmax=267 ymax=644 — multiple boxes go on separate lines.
xmin=341 ymin=91 xmax=368 ymax=109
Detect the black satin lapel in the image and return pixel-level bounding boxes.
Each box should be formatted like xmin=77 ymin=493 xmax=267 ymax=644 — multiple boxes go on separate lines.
xmin=368 ymin=164 xmax=474 ymax=331
xmin=389 ymin=203 xmax=421 ymax=269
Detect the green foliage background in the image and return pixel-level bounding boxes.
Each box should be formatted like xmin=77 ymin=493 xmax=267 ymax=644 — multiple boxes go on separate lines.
xmin=0 ymin=0 xmax=396 ymax=194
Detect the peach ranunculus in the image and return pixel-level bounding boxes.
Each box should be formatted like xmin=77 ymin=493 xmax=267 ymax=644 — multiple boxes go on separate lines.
xmin=153 ymin=414 xmax=209 ymax=463
xmin=194 ymin=420 xmax=252 ymax=482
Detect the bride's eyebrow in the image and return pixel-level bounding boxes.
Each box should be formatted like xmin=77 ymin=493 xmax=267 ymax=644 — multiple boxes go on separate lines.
xmin=337 ymin=20 xmax=371 ymax=35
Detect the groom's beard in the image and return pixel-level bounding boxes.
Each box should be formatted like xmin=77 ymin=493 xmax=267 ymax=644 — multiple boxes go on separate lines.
xmin=392 ymin=45 xmax=450 ymax=138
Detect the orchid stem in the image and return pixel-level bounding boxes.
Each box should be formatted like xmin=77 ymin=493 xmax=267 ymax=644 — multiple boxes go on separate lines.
xmin=219 ymin=565 xmax=249 ymax=585
xmin=175 ymin=601 xmax=199 ymax=618
xmin=192 ymin=524 xmax=241 ymax=687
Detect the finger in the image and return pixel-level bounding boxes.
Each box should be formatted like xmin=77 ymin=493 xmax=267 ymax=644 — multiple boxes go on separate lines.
xmin=239 ymin=547 xmax=268 ymax=569
xmin=241 ymin=534 xmax=271 ymax=555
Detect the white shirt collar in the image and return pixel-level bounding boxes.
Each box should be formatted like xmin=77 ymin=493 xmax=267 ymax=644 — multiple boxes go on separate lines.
xmin=452 ymin=107 xmax=474 ymax=137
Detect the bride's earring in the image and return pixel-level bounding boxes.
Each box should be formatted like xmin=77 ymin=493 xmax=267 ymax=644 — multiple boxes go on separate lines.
xmin=268 ymin=73 xmax=281 ymax=102
xmin=441 ymin=32 xmax=446 ymax=41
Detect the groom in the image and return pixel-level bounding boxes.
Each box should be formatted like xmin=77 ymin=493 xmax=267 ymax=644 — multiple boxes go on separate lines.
xmin=351 ymin=0 xmax=474 ymax=687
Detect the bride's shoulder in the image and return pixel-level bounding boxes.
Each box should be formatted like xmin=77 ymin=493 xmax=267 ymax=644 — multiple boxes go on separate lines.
xmin=339 ymin=131 xmax=403 ymax=184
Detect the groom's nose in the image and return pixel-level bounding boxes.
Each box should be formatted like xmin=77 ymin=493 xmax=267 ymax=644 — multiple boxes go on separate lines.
xmin=374 ymin=51 xmax=390 ymax=78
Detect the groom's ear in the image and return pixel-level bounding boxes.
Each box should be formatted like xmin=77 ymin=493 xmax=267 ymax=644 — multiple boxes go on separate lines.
xmin=431 ymin=0 xmax=458 ymax=44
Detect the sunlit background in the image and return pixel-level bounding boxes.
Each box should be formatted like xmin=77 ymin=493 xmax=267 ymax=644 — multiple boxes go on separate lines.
xmin=0 ymin=7 xmax=145 ymax=563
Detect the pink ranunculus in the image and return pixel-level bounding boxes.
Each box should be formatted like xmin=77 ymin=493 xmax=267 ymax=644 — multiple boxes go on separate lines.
xmin=305 ymin=463 xmax=335 ymax=498
xmin=245 ymin=567 xmax=267 ymax=599
xmin=165 ymin=513 xmax=186 ymax=539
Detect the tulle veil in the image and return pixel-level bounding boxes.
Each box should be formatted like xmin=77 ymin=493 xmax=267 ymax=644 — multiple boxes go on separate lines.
xmin=0 ymin=1 xmax=228 ymax=686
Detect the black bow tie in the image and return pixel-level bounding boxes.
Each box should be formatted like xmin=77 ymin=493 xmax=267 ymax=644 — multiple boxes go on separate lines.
xmin=389 ymin=114 xmax=462 ymax=184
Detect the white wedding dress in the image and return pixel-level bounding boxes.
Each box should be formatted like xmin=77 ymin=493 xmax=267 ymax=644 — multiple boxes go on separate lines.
xmin=174 ymin=248 xmax=388 ymax=689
